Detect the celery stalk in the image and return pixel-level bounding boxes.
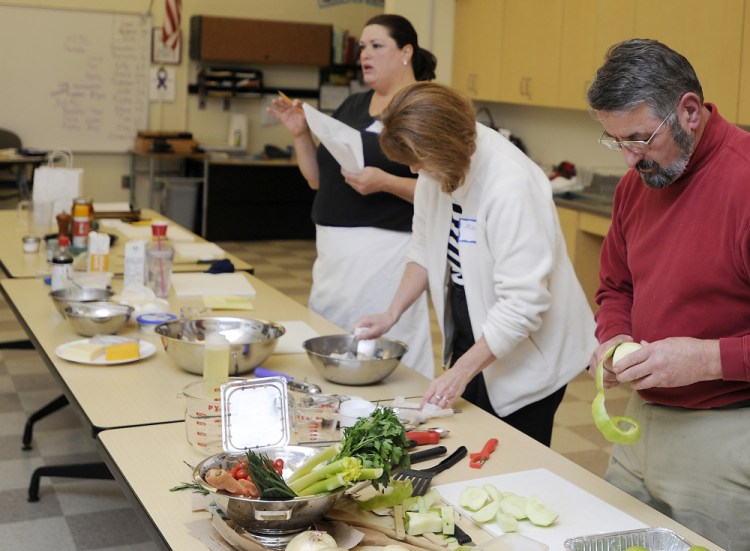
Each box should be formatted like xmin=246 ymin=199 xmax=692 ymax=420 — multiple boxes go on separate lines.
xmin=297 ymin=473 xmax=348 ymax=496
xmin=288 ymin=457 xmax=358 ymax=494
xmin=287 ymin=443 xmax=342 ymax=483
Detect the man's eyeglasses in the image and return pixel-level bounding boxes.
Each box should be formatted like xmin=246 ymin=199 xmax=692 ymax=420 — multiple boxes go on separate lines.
xmin=598 ymin=104 xmax=677 ymax=153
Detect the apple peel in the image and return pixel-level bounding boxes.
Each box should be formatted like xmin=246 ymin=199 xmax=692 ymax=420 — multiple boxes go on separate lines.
xmin=592 ymin=342 xmax=642 ymax=445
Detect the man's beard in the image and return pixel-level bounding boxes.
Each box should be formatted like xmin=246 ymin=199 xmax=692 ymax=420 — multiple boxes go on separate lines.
xmin=636 ymin=122 xmax=694 ymax=189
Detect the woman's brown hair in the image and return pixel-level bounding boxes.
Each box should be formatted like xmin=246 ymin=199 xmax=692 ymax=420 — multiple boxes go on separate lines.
xmin=380 ymin=82 xmax=476 ymax=193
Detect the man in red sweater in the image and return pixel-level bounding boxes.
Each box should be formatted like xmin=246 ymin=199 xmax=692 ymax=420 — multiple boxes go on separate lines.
xmin=586 ymin=39 xmax=750 ymax=549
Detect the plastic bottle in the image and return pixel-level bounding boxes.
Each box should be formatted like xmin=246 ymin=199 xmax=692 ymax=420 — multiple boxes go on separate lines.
xmin=145 ymin=221 xmax=174 ymax=298
xmin=203 ymin=333 xmax=230 ymax=380
xmin=51 ymin=235 xmax=74 ymax=291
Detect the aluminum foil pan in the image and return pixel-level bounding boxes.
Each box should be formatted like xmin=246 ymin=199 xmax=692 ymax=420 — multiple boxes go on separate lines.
xmin=564 ymin=527 xmax=693 ymax=551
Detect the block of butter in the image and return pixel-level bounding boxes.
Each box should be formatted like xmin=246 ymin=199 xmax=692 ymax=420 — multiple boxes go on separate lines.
xmin=65 ymin=342 xmax=105 ymax=362
xmin=104 ymin=341 xmax=140 ymax=362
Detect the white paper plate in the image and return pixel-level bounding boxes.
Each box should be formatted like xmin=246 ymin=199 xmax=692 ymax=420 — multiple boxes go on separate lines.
xmin=55 ymin=338 xmax=156 ymax=365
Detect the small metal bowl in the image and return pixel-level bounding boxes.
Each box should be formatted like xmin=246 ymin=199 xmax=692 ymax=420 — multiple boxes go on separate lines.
xmin=155 ymin=317 xmax=285 ymax=375
xmin=302 ymin=334 xmax=408 ymax=385
xmin=63 ymin=301 xmax=134 ymax=337
xmin=193 ymin=446 xmax=344 ymax=535
xmin=49 ymin=287 xmax=115 ymax=316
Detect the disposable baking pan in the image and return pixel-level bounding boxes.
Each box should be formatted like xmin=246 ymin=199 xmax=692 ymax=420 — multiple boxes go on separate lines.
xmin=564 ymin=527 xmax=693 ymax=551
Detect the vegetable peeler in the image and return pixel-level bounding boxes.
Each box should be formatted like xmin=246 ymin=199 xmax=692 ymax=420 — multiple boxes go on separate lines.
xmin=469 ymin=438 xmax=498 ymax=468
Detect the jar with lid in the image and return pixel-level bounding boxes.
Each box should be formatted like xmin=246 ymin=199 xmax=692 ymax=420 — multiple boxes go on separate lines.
xmin=145 ymin=221 xmax=174 ymax=298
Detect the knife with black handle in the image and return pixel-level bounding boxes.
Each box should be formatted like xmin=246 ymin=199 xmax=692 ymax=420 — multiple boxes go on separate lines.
xmin=408 ymin=445 xmax=447 ymax=464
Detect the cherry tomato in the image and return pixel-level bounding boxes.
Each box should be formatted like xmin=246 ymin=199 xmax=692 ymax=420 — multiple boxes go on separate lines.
xmin=274 ymin=458 xmax=284 ymax=476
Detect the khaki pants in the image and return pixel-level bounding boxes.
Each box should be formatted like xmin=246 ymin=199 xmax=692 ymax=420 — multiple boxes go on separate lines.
xmin=605 ymin=393 xmax=750 ymax=550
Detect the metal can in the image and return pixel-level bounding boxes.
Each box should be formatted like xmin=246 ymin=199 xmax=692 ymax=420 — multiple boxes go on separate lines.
xmin=72 ymin=202 xmax=90 ymax=249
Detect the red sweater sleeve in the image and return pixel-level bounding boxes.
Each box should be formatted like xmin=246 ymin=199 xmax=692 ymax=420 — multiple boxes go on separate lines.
xmin=720 ymin=337 xmax=750 ymax=381
xmin=594 ymin=186 xmax=634 ymax=343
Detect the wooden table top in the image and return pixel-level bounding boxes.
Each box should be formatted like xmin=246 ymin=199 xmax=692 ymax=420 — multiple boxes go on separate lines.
xmin=97 ymin=407 xmax=721 ymax=551
xmin=0 ymin=208 xmax=252 ymax=278
xmin=0 ymin=273 xmax=431 ymax=432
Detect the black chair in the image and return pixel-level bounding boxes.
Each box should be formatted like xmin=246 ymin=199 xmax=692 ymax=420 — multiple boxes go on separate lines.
xmin=0 ymin=129 xmax=23 ymax=199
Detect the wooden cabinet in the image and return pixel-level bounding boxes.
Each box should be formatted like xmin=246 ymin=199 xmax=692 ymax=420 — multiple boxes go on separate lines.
xmin=189 ymin=16 xmax=332 ymax=66
xmin=558 ymin=0 xmax=635 ymax=110
xmin=496 ymin=0 xmax=563 ymax=107
xmin=633 ymin=0 xmax=743 ymax=122
xmin=454 ymin=0 xmax=748 ymax=120
xmin=556 ymin=205 xmax=611 ymax=311
xmin=557 ymin=206 xmax=578 ymax=264
xmin=452 ymin=0 xmax=504 ymax=101
xmin=736 ymin=1 xmax=750 ymax=124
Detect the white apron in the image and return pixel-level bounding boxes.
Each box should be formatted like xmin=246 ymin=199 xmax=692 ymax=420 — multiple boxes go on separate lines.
xmin=310 ymin=225 xmax=434 ymax=379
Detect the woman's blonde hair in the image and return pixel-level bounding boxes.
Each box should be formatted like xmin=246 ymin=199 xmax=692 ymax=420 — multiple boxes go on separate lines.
xmin=380 ymin=82 xmax=476 ymax=193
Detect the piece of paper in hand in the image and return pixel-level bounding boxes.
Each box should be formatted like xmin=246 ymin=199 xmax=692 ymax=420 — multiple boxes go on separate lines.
xmin=302 ymin=103 xmax=364 ymax=172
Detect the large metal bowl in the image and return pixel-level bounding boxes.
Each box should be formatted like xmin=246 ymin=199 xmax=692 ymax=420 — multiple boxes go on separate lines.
xmin=63 ymin=301 xmax=134 ymax=337
xmin=303 ymin=334 xmax=408 ymax=385
xmin=155 ymin=317 xmax=285 ymax=375
xmin=193 ymin=446 xmax=344 ymax=535
xmin=50 ymin=287 xmax=114 ymax=315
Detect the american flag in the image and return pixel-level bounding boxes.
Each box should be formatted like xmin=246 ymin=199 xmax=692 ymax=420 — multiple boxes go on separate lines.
xmin=162 ymin=0 xmax=181 ymax=49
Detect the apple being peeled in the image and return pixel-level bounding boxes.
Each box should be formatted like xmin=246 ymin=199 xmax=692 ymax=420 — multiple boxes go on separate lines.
xmin=613 ymin=342 xmax=642 ymax=364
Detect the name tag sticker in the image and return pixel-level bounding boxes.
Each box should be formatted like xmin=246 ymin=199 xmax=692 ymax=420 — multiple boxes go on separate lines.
xmin=458 ymin=218 xmax=477 ymax=243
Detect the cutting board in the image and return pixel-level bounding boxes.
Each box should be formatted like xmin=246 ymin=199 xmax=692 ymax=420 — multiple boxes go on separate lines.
xmin=434 ymin=468 xmax=646 ymax=549
xmin=273 ymin=320 xmax=319 ymax=354
xmin=170 ymin=273 xmax=256 ymax=297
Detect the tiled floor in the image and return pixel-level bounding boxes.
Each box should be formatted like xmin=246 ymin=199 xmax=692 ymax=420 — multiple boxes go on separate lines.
xmin=0 ymin=238 xmax=631 ymax=550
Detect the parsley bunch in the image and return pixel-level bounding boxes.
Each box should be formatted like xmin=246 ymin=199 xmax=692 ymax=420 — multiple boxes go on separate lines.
xmin=333 ymin=407 xmax=411 ymax=488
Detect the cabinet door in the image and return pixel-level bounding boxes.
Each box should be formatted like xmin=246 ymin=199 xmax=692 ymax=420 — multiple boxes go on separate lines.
xmin=558 ymin=0 xmax=635 ymax=111
xmin=452 ymin=0 xmax=504 ymax=101
xmin=634 ymin=0 xmax=742 ymax=122
xmin=738 ymin=2 xmax=750 ymax=124
xmin=497 ymin=0 xmax=564 ymax=107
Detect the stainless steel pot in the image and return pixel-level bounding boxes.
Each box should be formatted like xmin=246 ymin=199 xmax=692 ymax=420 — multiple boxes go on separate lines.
xmin=193 ymin=446 xmax=344 ymax=535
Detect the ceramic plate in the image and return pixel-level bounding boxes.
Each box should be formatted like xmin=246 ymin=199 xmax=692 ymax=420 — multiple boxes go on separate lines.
xmin=55 ymin=338 xmax=156 ymax=365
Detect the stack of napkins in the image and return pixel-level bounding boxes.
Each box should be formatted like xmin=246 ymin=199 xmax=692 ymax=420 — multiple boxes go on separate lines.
xmin=174 ymin=242 xmax=225 ymax=262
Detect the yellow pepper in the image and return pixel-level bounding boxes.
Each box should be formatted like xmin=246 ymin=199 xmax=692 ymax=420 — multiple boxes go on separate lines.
xmin=591 ymin=343 xmax=642 ymax=445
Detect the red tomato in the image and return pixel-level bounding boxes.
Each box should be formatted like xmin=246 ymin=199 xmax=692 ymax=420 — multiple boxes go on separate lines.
xmin=274 ymin=458 xmax=284 ymax=476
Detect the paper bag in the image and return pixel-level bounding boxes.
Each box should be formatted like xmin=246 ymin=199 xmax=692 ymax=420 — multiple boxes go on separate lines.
xmin=32 ymin=150 xmax=82 ymax=226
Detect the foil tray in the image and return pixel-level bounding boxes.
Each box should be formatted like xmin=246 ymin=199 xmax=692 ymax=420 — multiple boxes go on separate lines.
xmin=564 ymin=527 xmax=693 ymax=551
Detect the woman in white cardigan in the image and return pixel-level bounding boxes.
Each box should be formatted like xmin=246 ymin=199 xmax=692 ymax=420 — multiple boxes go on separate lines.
xmin=355 ymin=82 xmax=596 ymax=445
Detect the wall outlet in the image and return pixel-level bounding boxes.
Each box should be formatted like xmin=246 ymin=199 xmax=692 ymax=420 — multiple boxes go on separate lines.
xmin=121 ymin=175 xmax=131 ymax=189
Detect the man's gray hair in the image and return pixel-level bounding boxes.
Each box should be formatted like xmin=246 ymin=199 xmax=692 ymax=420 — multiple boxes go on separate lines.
xmin=587 ymin=38 xmax=703 ymax=119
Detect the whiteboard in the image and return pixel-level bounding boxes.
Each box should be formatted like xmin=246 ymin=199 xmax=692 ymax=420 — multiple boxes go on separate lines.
xmin=0 ymin=5 xmax=151 ymax=152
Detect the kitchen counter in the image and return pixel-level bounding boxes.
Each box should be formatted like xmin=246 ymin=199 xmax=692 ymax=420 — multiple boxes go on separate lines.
xmin=553 ymin=195 xmax=613 ymax=218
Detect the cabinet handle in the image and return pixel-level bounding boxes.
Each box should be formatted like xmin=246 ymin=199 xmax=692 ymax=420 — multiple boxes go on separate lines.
xmin=468 ymin=73 xmax=477 ymax=95
xmin=519 ymin=77 xmax=532 ymax=99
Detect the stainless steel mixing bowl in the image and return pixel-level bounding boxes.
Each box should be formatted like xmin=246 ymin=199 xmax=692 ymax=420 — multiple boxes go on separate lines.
xmin=155 ymin=317 xmax=285 ymax=375
xmin=63 ymin=301 xmax=134 ymax=337
xmin=49 ymin=287 xmax=115 ymax=315
xmin=302 ymin=334 xmax=408 ymax=385
xmin=193 ymin=446 xmax=344 ymax=535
